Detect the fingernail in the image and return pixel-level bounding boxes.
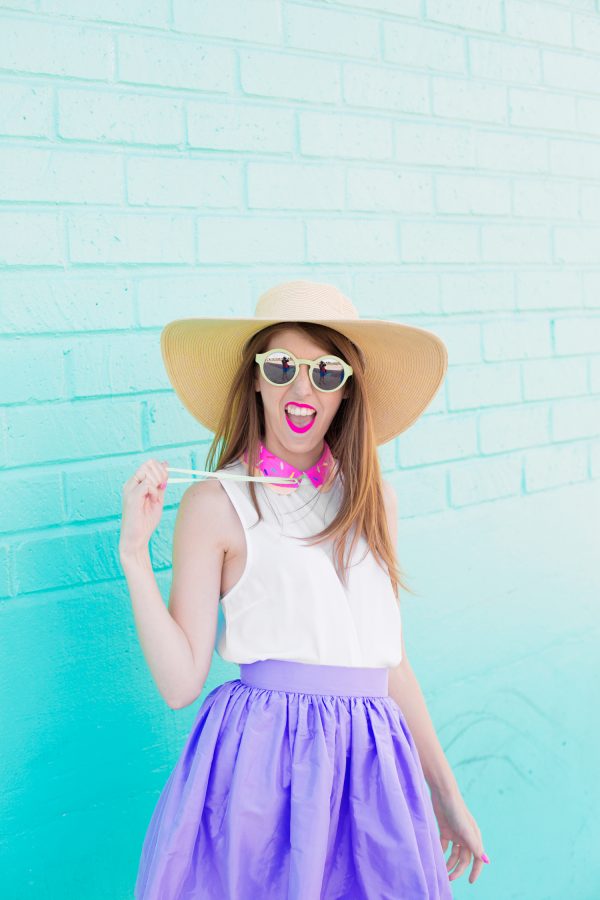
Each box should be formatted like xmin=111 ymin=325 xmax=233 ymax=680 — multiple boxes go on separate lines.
xmin=158 ymin=482 xmax=166 ymax=489
xmin=481 ymin=853 xmax=490 ymax=864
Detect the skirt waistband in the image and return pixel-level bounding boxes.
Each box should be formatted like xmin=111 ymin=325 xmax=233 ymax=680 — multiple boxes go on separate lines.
xmin=239 ymin=658 xmax=389 ymax=697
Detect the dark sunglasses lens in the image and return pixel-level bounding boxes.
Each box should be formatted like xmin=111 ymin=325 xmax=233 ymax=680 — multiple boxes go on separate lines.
xmin=312 ymin=356 xmax=346 ymax=391
xmin=263 ymin=351 xmax=297 ymax=385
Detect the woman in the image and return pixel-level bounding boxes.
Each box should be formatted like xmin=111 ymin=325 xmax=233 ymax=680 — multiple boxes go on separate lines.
xmin=120 ymin=280 xmax=490 ymax=898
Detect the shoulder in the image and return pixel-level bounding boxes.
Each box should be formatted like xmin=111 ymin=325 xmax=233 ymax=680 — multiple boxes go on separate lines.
xmin=175 ymin=477 xmax=238 ymax=554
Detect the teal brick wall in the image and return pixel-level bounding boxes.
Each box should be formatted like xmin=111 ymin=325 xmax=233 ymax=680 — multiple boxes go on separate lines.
xmin=1 ymin=1 xmax=599 ymax=897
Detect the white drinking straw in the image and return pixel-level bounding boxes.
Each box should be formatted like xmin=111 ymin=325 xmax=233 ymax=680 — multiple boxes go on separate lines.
xmin=165 ymin=465 xmax=301 ymax=486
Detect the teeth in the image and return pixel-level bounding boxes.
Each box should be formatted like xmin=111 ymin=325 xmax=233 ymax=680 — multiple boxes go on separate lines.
xmin=286 ymin=405 xmax=316 ymax=417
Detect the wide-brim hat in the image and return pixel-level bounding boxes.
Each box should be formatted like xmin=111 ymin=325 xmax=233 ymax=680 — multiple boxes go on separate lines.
xmin=160 ymin=279 xmax=448 ymax=446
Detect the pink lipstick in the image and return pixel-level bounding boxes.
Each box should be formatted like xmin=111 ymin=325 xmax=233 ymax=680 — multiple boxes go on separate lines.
xmin=284 ymin=402 xmax=317 ymax=434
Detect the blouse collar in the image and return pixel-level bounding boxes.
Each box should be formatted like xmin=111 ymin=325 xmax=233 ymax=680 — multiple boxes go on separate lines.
xmin=242 ymin=439 xmax=338 ymax=495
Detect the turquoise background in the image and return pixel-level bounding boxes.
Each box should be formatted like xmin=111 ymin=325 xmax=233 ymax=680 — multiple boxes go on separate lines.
xmin=1 ymin=1 xmax=600 ymax=898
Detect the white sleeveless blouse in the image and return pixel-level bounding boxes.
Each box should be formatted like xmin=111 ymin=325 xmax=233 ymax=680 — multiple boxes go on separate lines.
xmin=213 ymin=456 xmax=403 ymax=668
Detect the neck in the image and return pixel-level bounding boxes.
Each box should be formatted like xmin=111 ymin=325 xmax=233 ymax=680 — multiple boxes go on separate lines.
xmin=259 ymin=434 xmax=325 ymax=471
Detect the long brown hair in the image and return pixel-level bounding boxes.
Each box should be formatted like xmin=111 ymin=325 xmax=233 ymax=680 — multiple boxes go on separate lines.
xmin=204 ymin=322 xmax=416 ymax=604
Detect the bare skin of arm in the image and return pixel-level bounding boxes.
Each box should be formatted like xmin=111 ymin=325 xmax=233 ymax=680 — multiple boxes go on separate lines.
xmin=382 ymin=479 xmax=488 ymax=884
xmin=382 ymin=478 xmax=459 ymax=797
xmin=120 ymin=478 xmax=233 ymax=709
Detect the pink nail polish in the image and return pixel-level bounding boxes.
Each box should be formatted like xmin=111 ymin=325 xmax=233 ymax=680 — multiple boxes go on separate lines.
xmin=481 ymin=853 xmax=490 ymax=863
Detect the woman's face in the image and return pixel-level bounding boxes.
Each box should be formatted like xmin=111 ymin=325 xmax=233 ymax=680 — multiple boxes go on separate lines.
xmin=254 ymin=328 xmax=349 ymax=463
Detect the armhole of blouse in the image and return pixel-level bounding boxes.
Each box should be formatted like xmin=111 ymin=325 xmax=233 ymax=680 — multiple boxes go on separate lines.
xmin=217 ymin=476 xmax=257 ymax=606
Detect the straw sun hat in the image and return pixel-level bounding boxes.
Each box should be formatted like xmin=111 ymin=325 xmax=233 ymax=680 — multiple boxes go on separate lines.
xmin=160 ymin=279 xmax=448 ymax=447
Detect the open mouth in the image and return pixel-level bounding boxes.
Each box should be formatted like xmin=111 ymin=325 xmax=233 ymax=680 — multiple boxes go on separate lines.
xmin=284 ymin=403 xmax=317 ymax=434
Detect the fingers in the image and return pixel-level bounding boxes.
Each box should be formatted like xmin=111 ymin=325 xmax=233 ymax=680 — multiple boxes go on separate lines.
xmin=448 ymin=843 xmax=473 ymax=883
xmin=126 ymin=459 xmax=169 ymax=501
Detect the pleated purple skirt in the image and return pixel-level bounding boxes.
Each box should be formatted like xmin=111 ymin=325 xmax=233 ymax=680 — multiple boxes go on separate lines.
xmin=134 ymin=658 xmax=453 ymax=899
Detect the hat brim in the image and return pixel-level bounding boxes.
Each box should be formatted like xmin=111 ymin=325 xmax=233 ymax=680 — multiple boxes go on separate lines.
xmin=160 ymin=316 xmax=448 ymax=446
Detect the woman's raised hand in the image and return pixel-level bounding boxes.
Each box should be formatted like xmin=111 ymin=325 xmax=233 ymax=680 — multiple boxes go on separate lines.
xmin=119 ymin=458 xmax=169 ymax=560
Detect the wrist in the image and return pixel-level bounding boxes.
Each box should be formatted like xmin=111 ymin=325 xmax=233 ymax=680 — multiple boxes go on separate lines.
xmin=119 ymin=544 xmax=152 ymax=570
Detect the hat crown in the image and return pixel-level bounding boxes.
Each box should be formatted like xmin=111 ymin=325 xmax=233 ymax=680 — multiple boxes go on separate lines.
xmin=255 ymin=280 xmax=359 ymax=321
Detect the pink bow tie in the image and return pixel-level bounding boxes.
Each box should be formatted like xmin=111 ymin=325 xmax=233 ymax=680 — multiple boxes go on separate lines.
xmin=242 ymin=440 xmax=337 ymax=494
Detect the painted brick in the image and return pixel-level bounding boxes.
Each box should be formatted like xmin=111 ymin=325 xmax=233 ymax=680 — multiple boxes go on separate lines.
xmin=448 ymin=362 xmax=521 ymax=410
xmin=554 ymin=316 xmax=600 ymax=355
xmin=146 ymin=394 xmax=213 ymax=447
xmin=383 ymin=21 xmax=466 ymax=73
xmin=513 ymin=177 xmax=579 ymax=219
xmin=583 ymin=272 xmax=600 ymax=308
xmin=307 ymin=218 xmax=397 ymax=263
xmin=0 ymin=277 xmax=135 ymax=332
xmin=573 ymin=12 xmax=600 ymax=53
xmin=136 ymin=274 xmax=253 ymax=324
xmin=552 ymin=396 xmax=600 ymax=440
xmin=0 ymin=338 xmax=65 ymax=402
xmin=450 ymin=454 xmax=522 ymax=506
xmin=387 ymin=467 xmax=447 ymax=518
xmin=0 ymin=147 xmax=123 ymax=204
xmin=344 ymin=64 xmax=429 ymax=115
xmin=0 ymin=470 xmax=64 ymax=532
xmin=395 ymin=121 xmax=475 ymax=167
xmin=509 ymin=87 xmax=577 ymax=131
xmin=348 ymin=168 xmax=433 ymax=213
xmin=475 ymin=130 xmax=549 ymax=174
xmin=441 ymin=271 xmax=515 ymax=314
xmin=517 ymin=270 xmax=582 ymax=310
xmin=197 ymin=216 xmax=304 ymax=263
xmin=5 ymin=399 xmax=143 ymax=466
xmin=127 ymin=157 xmax=241 ymax=208
xmin=68 ymin=332 xmax=163 ymax=397
xmin=187 ymin=100 xmax=294 ymax=153
xmin=523 ymin=357 xmax=588 ymax=400
xmin=300 ymin=110 xmax=393 ymax=160
xmin=505 ymin=0 xmax=572 ymax=48
xmin=482 ymin=317 xmax=552 ymax=360
xmin=172 ymin=0 xmax=282 ymax=44
xmin=436 ymin=173 xmax=511 ymax=215
xmin=352 ymin=272 xmax=441 ymax=316
xmin=0 ymin=15 xmax=115 ymax=80
xmin=397 ymin=412 xmax=477 ymax=466
xmin=401 ymin=222 xmax=479 ymax=263
xmin=550 ymin=138 xmax=600 ymax=179
xmin=40 ymin=0 xmax=170 ymax=27
xmin=241 ymin=50 xmax=341 ymax=104
xmin=481 ymin=224 xmax=551 ymax=263
xmin=581 ymin=183 xmax=600 ymax=221
xmin=0 ymin=546 xmax=11 ymax=599
xmin=524 ymin=443 xmax=589 ymax=492
xmin=432 ymin=76 xmax=507 ymax=125
xmin=543 ymin=50 xmax=600 ymax=93
xmin=577 ymin=96 xmax=600 ymax=138
xmin=58 ymin=88 xmax=184 ymax=146
xmin=67 ymin=212 xmax=195 ymax=264
xmin=286 ymin=4 xmax=379 ymax=59
xmin=117 ymin=32 xmax=236 ymax=93
xmin=555 ymin=227 xmax=600 ymax=264
xmin=469 ymin=38 xmax=542 ymax=84
xmin=13 ymin=528 xmax=121 ymax=594
xmin=427 ymin=0 xmax=502 ymax=33
xmin=479 ymin=402 xmax=550 ymax=453
xmin=0 ymin=212 xmax=63 ymax=266
xmin=248 ymin=162 xmax=344 ymax=210
xmin=0 ymin=82 xmax=52 ymax=137
xmin=591 ymin=357 xmax=600 ymax=391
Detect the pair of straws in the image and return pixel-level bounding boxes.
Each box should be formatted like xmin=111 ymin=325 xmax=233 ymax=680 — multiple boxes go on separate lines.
xmin=165 ymin=466 xmax=301 ymax=487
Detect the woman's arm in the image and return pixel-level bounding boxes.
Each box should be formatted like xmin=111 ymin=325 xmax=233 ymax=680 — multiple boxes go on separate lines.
xmin=120 ymin=480 xmax=227 ymax=709
xmin=382 ymin=478 xmax=459 ymax=798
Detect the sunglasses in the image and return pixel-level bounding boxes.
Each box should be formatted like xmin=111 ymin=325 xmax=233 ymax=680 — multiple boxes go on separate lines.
xmin=255 ymin=348 xmax=353 ymax=393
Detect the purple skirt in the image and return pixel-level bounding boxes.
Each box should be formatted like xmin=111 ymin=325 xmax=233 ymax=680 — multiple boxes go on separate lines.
xmin=134 ymin=659 xmax=453 ymax=899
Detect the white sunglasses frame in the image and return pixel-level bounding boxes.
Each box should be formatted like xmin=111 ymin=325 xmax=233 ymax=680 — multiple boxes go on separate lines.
xmin=255 ymin=348 xmax=353 ymax=393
